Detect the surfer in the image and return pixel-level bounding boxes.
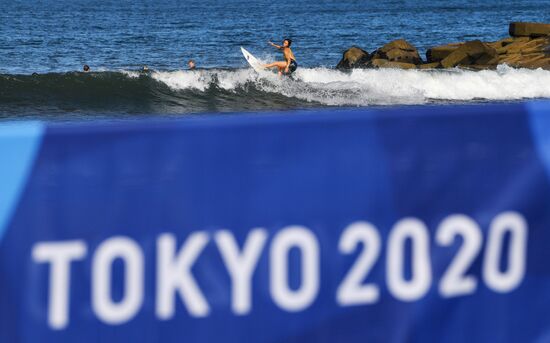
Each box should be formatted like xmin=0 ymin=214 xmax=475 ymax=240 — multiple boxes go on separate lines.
xmin=188 ymin=59 xmax=196 ymax=70
xmin=263 ymin=38 xmax=297 ymax=76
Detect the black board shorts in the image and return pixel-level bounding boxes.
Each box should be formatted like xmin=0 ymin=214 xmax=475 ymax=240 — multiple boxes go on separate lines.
xmin=288 ymin=60 xmax=298 ymax=74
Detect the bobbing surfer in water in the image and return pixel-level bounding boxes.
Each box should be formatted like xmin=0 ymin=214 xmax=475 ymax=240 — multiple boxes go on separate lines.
xmin=264 ymin=38 xmax=298 ymax=76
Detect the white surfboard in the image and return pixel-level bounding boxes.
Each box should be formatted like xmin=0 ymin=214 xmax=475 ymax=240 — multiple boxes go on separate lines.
xmin=241 ymin=47 xmax=265 ymax=73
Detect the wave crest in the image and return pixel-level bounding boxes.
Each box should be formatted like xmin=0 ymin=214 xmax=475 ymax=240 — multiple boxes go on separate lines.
xmin=1 ymin=65 xmax=549 ymax=117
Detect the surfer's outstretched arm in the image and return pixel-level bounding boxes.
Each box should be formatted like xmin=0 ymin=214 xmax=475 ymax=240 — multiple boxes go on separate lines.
xmin=268 ymin=41 xmax=283 ymax=50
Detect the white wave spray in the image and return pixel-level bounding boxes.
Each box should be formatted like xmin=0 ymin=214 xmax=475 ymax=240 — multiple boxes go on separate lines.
xmin=150 ymin=65 xmax=550 ymax=106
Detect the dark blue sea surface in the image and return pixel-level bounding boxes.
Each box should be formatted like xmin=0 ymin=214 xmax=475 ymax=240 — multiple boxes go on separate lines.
xmin=1 ymin=0 xmax=549 ymax=118
xmin=2 ymin=0 xmax=550 ymax=72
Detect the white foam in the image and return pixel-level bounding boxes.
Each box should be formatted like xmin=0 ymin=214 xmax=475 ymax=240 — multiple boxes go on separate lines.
xmin=216 ymin=69 xmax=260 ymax=90
xmin=149 ymin=65 xmax=550 ymax=106
xmin=121 ymin=70 xmax=141 ymax=78
xmin=152 ymin=70 xmax=214 ymax=91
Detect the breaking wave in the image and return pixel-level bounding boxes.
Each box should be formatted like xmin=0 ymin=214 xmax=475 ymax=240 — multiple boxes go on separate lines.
xmin=1 ymin=65 xmax=549 ymax=118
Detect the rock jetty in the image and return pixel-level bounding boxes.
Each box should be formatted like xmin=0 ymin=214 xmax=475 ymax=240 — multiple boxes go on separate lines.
xmin=336 ymin=22 xmax=550 ymax=70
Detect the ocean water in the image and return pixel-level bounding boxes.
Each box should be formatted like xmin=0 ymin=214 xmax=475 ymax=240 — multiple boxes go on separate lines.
xmin=1 ymin=0 xmax=550 ymax=118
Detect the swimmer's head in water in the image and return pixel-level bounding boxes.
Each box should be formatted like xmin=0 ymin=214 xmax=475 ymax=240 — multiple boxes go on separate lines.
xmin=83 ymin=64 xmax=90 ymax=72
xmin=283 ymin=38 xmax=292 ymax=47
xmin=188 ymin=59 xmax=196 ymax=70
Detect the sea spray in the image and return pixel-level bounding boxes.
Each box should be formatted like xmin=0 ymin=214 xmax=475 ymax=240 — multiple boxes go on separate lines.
xmin=152 ymin=65 xmax=550 ymax=105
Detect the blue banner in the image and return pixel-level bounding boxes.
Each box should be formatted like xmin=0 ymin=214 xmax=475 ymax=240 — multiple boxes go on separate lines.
xmin=2 ymin=102 xmax=550 ymax=342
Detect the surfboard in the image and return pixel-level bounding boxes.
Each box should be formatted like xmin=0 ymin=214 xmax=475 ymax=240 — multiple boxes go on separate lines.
xmin=241 ymin=47 xmax=264 ymax=73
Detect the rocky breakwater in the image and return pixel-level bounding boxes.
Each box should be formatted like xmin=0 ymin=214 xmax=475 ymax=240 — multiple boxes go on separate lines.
xmin=336 ymin=22 xmax=550 ymax=71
